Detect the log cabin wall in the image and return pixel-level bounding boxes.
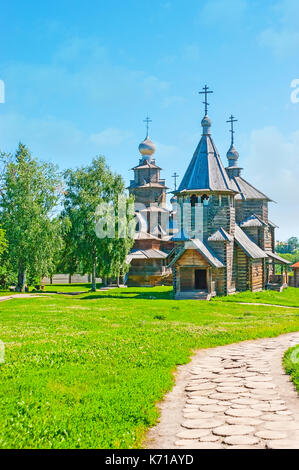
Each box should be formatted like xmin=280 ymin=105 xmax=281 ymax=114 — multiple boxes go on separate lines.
xmin=175 ymin=249 xmax=210 ymax=292
xmin=234 ymin=246 xmax=249 ymax=292
xmin=235 ymin=199 xmax=269 ymax=225
xmin=206 ymin=194 xmax=235 ymax=238
xmin=212 ymin=267 xmax=225 ymax=296
xmin=226 ymin=240 xmax=236 ymax=294
xmin=250 ymin=260 xmax=263 ymax=292
xmin=294 ymin=269 xmax=299 ymax=288
xmin=242 ymin=226 xmax=273 ymax=253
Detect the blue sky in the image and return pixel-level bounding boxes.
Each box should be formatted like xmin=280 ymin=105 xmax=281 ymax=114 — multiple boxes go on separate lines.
xmin=0 ymin=0 xmax=299 ymax=239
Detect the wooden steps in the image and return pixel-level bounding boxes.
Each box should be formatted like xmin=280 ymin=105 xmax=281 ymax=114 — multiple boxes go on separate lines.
xmin=266 ymin=283 xmax=285 ymax=292
xmin=175 ymin=290 xmax=211 ymax=301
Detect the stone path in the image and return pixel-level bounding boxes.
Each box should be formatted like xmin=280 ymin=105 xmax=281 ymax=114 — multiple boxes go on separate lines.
xmin=146 ymin=332 xmax=299 ymax=449
xmin=235 ymin=302 xmax=299 ymax=309
xmin=0 ymin=294 xmax=42 ymax=302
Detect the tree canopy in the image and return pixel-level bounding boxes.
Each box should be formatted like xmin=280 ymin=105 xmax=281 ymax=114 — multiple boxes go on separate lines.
xmin=61 ymin=156 xmax=134 ymax=291
xmin=0 ymin=143 xmax=62 ymax=291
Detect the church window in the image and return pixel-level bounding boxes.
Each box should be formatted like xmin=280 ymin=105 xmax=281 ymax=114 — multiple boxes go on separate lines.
xmin=191 ymin=194 xmax=198 ymax=206
xmin=201 ymin=194 xmax=209 ymax=205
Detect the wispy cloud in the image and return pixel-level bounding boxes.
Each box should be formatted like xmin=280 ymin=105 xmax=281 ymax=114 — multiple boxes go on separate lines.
xmin=197 ymin=0 xmax=247 ymax=27
xmin=258 ymin=0 xmax=299 ymax=57
xmin=244 ymin=125 xmax=299 ymax=238
xmin=90 ymin=128 xmax=132 ymax=147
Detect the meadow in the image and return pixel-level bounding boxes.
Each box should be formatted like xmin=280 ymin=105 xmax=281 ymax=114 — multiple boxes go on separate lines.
xmin=284 ymin=346 xmax=299 ymax=393
xmin=1 ymin=286 xmax=299 ymax=449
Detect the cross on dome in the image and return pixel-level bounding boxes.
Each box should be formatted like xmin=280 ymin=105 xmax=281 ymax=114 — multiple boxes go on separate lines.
xmin=199 ymin=85 xmax=213 ymax=116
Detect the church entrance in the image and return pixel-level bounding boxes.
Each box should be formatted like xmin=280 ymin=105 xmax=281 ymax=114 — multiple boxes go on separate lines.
xmin=195 ymin=269 xmax=207 ymax=290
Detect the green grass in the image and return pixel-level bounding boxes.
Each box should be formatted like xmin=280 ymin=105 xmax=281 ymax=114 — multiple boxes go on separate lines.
xmin=1 ymin=286 xmax=299 ymax=449
xmin=213 ymin=287 xmax=299 ymax=308
xmin=283 ymin=346 xmax=299 ymax=393
xmin=42 ymin=283 xmax=102 ymax=293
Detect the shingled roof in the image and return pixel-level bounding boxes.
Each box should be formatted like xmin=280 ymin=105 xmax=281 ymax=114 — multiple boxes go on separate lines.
xmin=230 ymin=176 xmax=271 ymax=201
xmin=168 ymin=238 xmax=225 ymax=269
xmin=234 ymin=225 xmax=268 ymax=259
xmin=178 ymin=115 xmax=234 ymax=193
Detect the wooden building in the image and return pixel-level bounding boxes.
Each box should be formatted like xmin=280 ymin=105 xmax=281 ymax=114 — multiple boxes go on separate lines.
xmin=126 ymin=123 xmax=174 ymax=286
xmin=290 ymin=262 xmax=299 ymax=288
xmin=168 ymin=87 xmax=290 ymax=299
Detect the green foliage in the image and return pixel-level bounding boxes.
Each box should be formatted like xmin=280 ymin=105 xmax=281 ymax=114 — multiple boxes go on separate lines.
xmin=1 ymin=287 xmax=299 ymax=448
xmin=277 ymin=237 xmax=299 ymax=254
xmin=61 ymin=156 xmax=134 ymax=290
xmin=283 ymin=347 xmax=299 ymax=394
xmin=0 ymin=144 xmax=62 ymax=290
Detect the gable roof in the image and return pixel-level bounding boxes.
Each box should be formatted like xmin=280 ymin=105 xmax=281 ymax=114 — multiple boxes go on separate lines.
xmin=234 ymin=225 xmax=268 ymax=259
xmin=291 ymin=262 xmax=299 ymax=268
xmin=168 ymin=238 xmax=225 ymax=269
xmin=132 ymin=161 xmax=161 ymax=170
xmin=265 ymin=251 xmax=291 ymax=265
xmin=268 ymin=220 xmax=278 ymax=228
xmin=208 ymin=227 xmax=233 ymax=242
xmin=134 ymin=231 xmax=160 ymax=241
xmin=178 ymin=118 xmax=234 ymax=193
xmin=240 ymin=214 xmax=268 ymax=228
xmin=127 ymin=248 xmax=168 ymax=263
xmin=230 ymin=176 xmax=272 ymax=201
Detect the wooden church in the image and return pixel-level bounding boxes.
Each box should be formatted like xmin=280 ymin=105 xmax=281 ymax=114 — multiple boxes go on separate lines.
xmin=126 ymin=118 xmax=174 ymax=287
xmin=126 ymin=87 xmax=289 ymax=297
xmin=168 ymin=86 xmax=289 ymax=299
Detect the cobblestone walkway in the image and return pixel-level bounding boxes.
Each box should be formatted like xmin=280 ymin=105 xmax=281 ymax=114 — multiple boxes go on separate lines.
xmin=146 ymin=332 xmax=299 ymax=449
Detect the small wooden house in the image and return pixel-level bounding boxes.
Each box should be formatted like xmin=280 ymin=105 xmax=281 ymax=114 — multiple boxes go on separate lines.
xmin=290 ymin=262 xmax=299 ymax=288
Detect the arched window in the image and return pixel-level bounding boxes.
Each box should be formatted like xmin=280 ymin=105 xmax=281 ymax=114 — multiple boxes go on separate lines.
xmin=191 ymin=194 xmax=198 ymax=206
xmin=201 ymin=194 xmax=209 ymax=205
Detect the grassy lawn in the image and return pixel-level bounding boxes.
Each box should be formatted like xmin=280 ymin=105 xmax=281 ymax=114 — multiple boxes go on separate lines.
xmin=213 ymin=287 xmax=299 ymax=308
xmin=1 ymin=286 xmax=299 ymax=449
xmin=283 ymin=346 xmax=299 ymax=394
xmin=0 ymin=283 xmax=103 ymax=296
xmin=42 ymin=283 xmax=102 ymax=293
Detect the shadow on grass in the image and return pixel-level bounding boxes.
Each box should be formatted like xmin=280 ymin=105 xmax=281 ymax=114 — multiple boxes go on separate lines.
xmin=81 ymin=291 xmax=174 ymax=301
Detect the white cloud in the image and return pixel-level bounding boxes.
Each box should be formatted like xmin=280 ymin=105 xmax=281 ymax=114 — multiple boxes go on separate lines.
xmin=161 ymin=95 xmax=185 ymax=108
xmin=89 ymin=128 xmax=132 ymax=146
xmin=54 ymin=37 xmax=107 ymax=64
xmin=198 ymin=0 xmax=247 ymax=27
xmin=243 ymin=126 xmax=299 ymax=239
xmin=259 ymin=28 xmax=299 ymax=57
xmin=142 ymin=75 xmax=170 ymax=97
xmin=258 ymin=0 xmax=299 ymax=57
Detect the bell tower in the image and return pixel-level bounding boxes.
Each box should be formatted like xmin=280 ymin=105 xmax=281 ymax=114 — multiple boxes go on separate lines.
xmin=128 ymin=117 xmax=168 ymax=207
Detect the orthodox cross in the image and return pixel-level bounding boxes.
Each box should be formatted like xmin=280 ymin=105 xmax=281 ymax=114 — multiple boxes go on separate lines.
xmin=226 ymin=115 xmax=238 ymax=145
xmin=172 ymin=172 xmax=179 ymax=191
xmin=198 ymin=85 xmax=213 ymax=116
xmin=143 ymin=116 xmax=152 ymax=138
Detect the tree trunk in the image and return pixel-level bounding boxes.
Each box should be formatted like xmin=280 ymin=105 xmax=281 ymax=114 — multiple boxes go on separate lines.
xmin=68 ymin=274 xmax=72 ymax=284
xmin=117 ymin=273 xmax=120 ymax=287
xmin=91 ymin=262 xmax=96 ymax=292
xmin=16 ymin=269 xmax=26 ymax=292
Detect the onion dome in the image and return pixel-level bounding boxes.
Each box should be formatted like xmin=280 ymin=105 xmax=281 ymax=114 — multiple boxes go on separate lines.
xmin=226 ymin=144 xmax=239 ymax=167
xmin=201 ymin=115 xmax=212 ymax=135
xmin=138 ymin=137 xmax=156 ymax=160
